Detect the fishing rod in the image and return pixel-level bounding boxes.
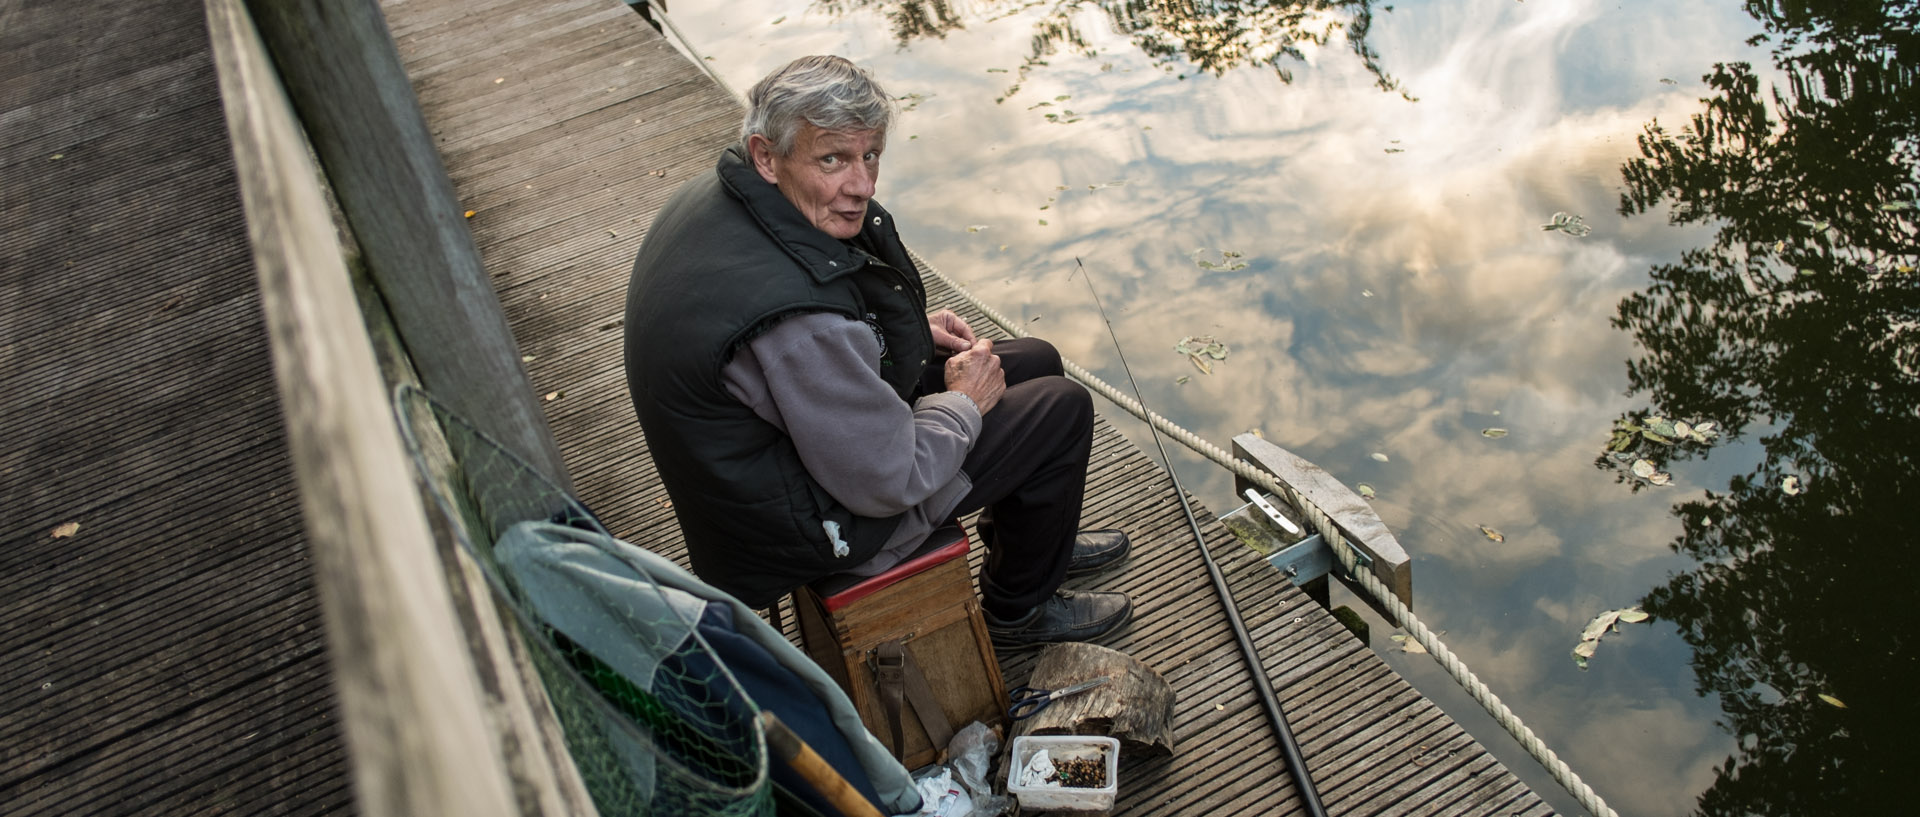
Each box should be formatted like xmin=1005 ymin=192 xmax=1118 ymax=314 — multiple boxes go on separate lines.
xmin=1073 ymin=257 xmax=1330 ymax=817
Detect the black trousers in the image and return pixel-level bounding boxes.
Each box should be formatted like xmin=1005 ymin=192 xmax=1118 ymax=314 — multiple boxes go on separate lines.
xmin=918 ymin=338 xmax=1093 ymax=621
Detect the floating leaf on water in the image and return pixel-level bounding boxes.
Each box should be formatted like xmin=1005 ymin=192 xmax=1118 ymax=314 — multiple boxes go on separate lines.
xmin=770 ymin=15 xmax=785 ymax=24
xmin=1039 ymin=204 xmax=1050 ymax=210
xmin=1482 ymin=428 xmax=1508 ymax=439
xmin=1174 ymin=335 xmax=1230 ymax=360
xmin=1782 ymin=475 xmax=1803 ymax=495
xmin=1574 ymin=654 xmax=1589 ymax=670
xmin=966 ymin=225 xmax=989 ymax=233
xmin=1581 ymin=610 xmax=1623 ymax=641
xmin=1573 ymin=640 xmax=1599 ymax=659
xmin=1056 ymin=185 xmax=1069 ymax=191
xmin=1642 ymin=430 xmax=1674 ymax=444
xmin=1643 ymin=416 xmax=1679 ymax=437
xmin=1478 ymin=525 xmax=1504 ymax=542
xmin=1631 ymin=459 xmax=1657 ymax=479
xmin=1541 ymin=211 xmax=1593 ymax=236
xmin=1673 ymin=421 xmax=1693 ymax=439
xmin=1402 ymin=638 xmax=1427 ymax=654
xmin=1371 ymin=452 xmax=1390 ymax=462
xmin=1362 ymin=289 xmax=1374 ymax=297
xmin=1358 ymin=483 xmax=1376 ymax=499
xmin=1384 ymin=148 xmax=1405 ymax=154
xmin=1617 ymin=607 xmax=1649 ymax=623
xmin=1880 ymin=201 xmax=1914 ymax=212
xmin=1175 ymin=375 xmax=1191 ymax=385
xmin=986 ymin=68 xmax=1008 ymax=73
xmin=1608 ymin=431 xmax=1636 ymax=452
xmin=998 ymin=244 xmax=1009 ymax=251
xmin=1249 ymin=427 xmax=1264 ymax=439
xmin=1818 ymin=693 xmax=1847 ymax=708
xmin=51 ymin=522 xmax=80 ymax=539
xmin=1647 ymin=471 xmax=1673 ymax=486
xmin=1690 ymin=421 xmax=1718 ymax=442
xmin=1055 ymin=95 xmax=1071 ymax=101
xmin=1659 ymin=78 xmax=1678 ymax=85
xmin=1038 ymin=219 xmax=1048 ymax=226
xmin=1188 ymin=353 xmax=1212 ymax=375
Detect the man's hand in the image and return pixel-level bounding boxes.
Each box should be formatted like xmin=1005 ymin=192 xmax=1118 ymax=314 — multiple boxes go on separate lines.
xmin=944 ymin=338 xmax=1004 ymax=415
xmin=928 ymin=309 xmax=976 ymax=354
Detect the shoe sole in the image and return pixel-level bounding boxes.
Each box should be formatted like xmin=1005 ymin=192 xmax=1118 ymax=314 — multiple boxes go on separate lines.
xmin=988 ymin=614 xmax=1132 ymax=653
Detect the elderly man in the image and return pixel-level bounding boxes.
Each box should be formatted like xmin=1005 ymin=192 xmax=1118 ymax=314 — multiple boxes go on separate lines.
xmin=623 ymin=55 xmax=1130 ymax=650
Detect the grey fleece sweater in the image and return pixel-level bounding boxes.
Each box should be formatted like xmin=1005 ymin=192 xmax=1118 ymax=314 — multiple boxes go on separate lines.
xmin=720 ymin=311 xmax=981 ymax=577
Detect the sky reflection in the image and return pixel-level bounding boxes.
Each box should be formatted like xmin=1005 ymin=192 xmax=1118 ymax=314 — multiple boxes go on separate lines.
xmin=666 ymin=1 xmax=1780 ymax=812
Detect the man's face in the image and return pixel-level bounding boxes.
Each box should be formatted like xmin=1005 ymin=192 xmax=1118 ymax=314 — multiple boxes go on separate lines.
xmin=749 ymin=124 xmax=884 ymax=240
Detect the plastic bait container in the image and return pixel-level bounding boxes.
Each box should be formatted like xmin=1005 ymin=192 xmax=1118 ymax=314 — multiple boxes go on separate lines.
xmin=1005 ymin=735 xmax=1120 ymax=812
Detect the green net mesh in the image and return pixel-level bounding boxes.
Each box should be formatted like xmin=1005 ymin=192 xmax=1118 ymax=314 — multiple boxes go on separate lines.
xmin=393 ymin=384 xmax=773 ymax=817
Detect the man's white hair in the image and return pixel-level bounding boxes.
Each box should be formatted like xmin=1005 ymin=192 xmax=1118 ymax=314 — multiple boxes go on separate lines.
xmin=742 ymin=55 xmax=895 ymax=156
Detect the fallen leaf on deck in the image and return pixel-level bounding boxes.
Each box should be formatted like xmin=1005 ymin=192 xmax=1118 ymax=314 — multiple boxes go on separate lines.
xmin=51 ymin=522 xmax=80 ymax=538
xmin=1478 ymin=525 xmax=1504 ymax=542
xmin=544 ymin=391 xmax=563 ymax=402
xmin=521 ymin=355 xmax=535 ymax=363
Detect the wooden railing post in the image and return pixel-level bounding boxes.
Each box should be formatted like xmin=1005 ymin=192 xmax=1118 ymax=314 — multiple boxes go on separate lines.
xmin=237 ymin=0 xmax=573 ymax=495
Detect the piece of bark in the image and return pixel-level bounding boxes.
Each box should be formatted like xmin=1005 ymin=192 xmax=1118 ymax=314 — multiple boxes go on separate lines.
xmin=1014 ymin=642 xmax=1176 ymax=757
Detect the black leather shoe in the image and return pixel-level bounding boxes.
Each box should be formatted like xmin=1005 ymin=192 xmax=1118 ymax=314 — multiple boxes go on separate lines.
xmin=985 ymin=590 xmax=1132 ymax=652
xmin=1067 ymin=529 xmax=1131 ymax=577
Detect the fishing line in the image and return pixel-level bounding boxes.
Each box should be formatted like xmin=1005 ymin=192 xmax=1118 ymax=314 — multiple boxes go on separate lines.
xmin=1072 ymin=257 xmax=1330 ymax=817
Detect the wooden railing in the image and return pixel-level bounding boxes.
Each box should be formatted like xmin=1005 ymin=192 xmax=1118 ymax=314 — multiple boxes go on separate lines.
xmin=205 ymin=0 xmax=596 ymax=813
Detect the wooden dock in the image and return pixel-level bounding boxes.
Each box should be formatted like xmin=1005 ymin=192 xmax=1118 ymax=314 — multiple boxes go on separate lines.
xmin=0 ymin=0 xmax=352 ymax=812
xmin=381 ymin=0 xmax=1557 ymax=814
xmin=0 ymin=0 xmax=1560 ymax=812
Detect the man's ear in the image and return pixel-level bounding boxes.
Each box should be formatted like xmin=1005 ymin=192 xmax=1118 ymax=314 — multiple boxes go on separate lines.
xmin=746 ymin=134 xmax=781 ymax=184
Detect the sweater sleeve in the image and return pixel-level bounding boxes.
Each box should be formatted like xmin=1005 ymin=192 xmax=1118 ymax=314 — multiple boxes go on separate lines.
xmin=721 ymin=312 xmax=982 ymax=519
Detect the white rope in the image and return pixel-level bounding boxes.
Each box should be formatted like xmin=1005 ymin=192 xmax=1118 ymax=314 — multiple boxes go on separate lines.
xmin=921 ymin=256 xmax=1620 ymax=817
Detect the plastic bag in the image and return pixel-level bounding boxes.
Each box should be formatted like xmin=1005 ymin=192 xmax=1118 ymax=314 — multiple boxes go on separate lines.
xmin=949 ymin=721 xmax=1016 ymax=816
xmin=913 ymin=767 xmax=972 ymax=817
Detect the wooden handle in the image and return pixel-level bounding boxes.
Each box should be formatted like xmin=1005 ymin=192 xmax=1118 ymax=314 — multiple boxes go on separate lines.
xmin=759 ymin=711 xmax=885 ymax=817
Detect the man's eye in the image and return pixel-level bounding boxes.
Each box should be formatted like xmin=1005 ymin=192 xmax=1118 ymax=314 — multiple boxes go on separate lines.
xmin=863 ymin=152 xmax=879 ymax=162
xmin=821 ymin=155 xmax=840 ymax=166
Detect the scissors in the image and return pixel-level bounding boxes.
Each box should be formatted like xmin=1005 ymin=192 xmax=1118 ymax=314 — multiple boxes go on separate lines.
xmin=1007 ymin=677 xmax=1112 ymax=721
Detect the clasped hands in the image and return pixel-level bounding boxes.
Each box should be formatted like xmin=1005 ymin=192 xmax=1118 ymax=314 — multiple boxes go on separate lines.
xmin=931 ymin=308 xmax=1003 ymax=414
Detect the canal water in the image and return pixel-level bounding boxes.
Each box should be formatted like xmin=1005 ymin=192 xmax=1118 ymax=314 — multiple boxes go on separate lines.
xmin=658 ymin=1 xmax=1917 ymax=813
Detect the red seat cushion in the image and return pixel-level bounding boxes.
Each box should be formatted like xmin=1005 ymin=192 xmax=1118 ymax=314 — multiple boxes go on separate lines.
xmin=812 ymin=524 xmax=970 ymax=613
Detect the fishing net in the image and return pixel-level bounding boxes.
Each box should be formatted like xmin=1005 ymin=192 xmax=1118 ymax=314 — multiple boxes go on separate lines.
xmin=393 ymin=384 xmax=772 ymax=817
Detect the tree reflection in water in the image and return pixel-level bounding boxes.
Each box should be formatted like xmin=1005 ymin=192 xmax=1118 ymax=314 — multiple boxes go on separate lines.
xmin=1609 ymin=1 xmax=1917 ymax=813
xmin=816 ymin=0 xmax=1408 ymax=98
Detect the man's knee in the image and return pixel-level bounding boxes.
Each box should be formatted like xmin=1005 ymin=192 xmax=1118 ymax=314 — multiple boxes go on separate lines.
xmin=998 ymin=337 xmax=1065 ymax=382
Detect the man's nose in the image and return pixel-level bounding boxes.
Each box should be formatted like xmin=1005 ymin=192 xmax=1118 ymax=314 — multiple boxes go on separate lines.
xmin=844 ymin=161 xmax=876 ymax=199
